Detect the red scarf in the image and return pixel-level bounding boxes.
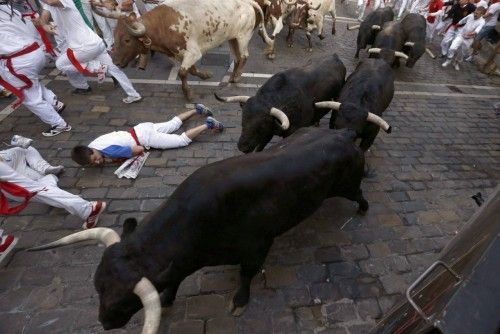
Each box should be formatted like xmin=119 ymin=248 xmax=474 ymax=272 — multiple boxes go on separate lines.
xmin=428 ymin=0 xmax=443 ymax=23
xmin=0 ymin=181 xmax=37 ymax=215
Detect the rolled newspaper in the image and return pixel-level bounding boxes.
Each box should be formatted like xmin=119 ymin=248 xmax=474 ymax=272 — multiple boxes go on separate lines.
xmin=114 ymin=152 xmax=149 ymax=179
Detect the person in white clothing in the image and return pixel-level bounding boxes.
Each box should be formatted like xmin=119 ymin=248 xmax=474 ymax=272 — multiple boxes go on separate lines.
xmin=472 ymin=1 xmax=500 ymax=55
xmin=0 ymin=3 xmax=70 ymax=137
xmin=442 ymin=6 xmax=486 ymax=69
xmin=40 ymin=0 xmax=142 ymax=103
xmin=80 ymin=0 xmax=114 ymax=50
xmin=0 ymin=146 xmax=106 ymax=229
xmin=70 ymin=104 xmax=224 ymax=166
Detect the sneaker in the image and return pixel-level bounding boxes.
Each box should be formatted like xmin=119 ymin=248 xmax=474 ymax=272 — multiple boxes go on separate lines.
xmin=10 ymin=135 xmax=33 ymax=148
xmin=0 ymin=89 xmax=12 ymax=98
xmin=72 ymin=87 xmax=92 ymax=95
xmin=123 ymin=95 xmax=142 ymax=104
xmin=442 ymin=59 xmax=451 ymax=68
xmin=0 ymin=234 xmax=18 ymax=267
xmin=195 ymin=103 xmax=213 ymax=116
xmin=206 ymin=116 xmax=224 ymax=132
xmin=44 ymin=165 xmax=64 ymax=176
xmin=42 ymin=123 xmax=72 ymax=137
xmin=454 ymin=62 xmax=460 ymax=71
xmin=97 ymin=64 xmax=108 ymax=84
xmin=54 ymin=100 xmax=66 ymax=114
xmin=83 ymin=201 xmax=107 ymax=229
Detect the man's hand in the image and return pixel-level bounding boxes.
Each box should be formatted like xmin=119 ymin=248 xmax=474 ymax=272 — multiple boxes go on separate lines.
xmin=43 ymin=23 xmax=57 ymax=35
xmin=132 ymin=145 xmax=145 ymax=156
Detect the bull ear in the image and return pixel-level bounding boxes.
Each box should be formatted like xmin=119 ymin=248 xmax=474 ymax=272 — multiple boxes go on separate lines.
xmin=122 ymin=218 xmax=138 ymax=237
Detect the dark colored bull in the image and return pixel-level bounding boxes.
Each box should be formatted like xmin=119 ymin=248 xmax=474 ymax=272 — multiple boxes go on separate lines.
xmin=286 ymin=0 xmax=319 ymax=51
xmin=315 ymin=58 xmax=394 ymax=151
xmin=215 ymin=53 xmax=346 ymax=153
xmin=347 ymin=7 xmax=394 ymax=58
xmin=30 ymin=127 xmax=371 ymax=333
xmin=368 ymin=20 xmax=408 ymax=67
xmin=401 ymin=13 xmax=427 ymax=68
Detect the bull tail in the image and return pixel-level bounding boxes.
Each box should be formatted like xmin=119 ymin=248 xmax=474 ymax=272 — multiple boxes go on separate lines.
xmin=249 ymin=0 xmax=275 ymax=59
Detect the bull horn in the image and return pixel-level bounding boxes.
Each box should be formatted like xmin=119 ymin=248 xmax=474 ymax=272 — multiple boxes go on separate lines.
xmin=367 ymin=112 xmax=391 ymax=133
xmin=425 ymin=48 xmax=436 ymax=59
xmin=270 ymin=107 xmax=290 ymax=130
xmin=214 ymin=93 xmax=250 ymax=103
xmin=371 ymin=25 xmax=381 ymax=30
xmin=395 ymin=51 xmax=409 ymax=60
xmin=404 ymin=41 xmax=415 ymax=47
xmin=134 ymin=277 xmax=161 ymax=334
xmin=368 ymin=48 xmax=381 ymax=54
xmin=309 ymin=3 xmax=321 ymax=10
xmin=315 ymin=101 xmax=341 ymax=110
xmin=347 ymin=24 xmax=361 ymax=30
xmin=126 ymin=16 xmax=146 ymax=37
xmin=28 ymin=228 xmax=121 ymax=251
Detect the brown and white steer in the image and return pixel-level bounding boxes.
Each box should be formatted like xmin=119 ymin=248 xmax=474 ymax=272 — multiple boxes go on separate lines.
xmin=92 ymin=0 xmax=275 ymax=100
xmin=306 ymin=0 xmax=337 ymax=37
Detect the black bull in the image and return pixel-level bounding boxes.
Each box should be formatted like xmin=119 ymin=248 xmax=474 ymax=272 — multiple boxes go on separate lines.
xmin=215 ymin=53 xmax=346 ymax=153
xmin=315 ymin=58 xmax=395 ymax=151
xmin=401 ymin=13 xmax=427 ymax=68
xmin=30 ymin=127 xmax=369 ymax=332
xmin=368 ymin=20 xmax=408 ymax=67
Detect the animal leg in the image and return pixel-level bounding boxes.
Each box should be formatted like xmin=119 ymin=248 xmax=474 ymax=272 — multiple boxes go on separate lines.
xmin=287 ymin=27 xmax=295 ymax=48
xmin=306 ymin=32 xmax=313 ymax=52
xmin=317 ymin=19 xmax=325 ymax=39
xmin=156 ymin=262 xmax=197 ymax=307
xmin=344 ymin=189 xmax=369 ymax=214
xmin=359 ymin=125 xmax=380 ymax=152
xmin=330 ymin=5 xmax=336 ymax=35
xmin=188 ymin=65 xmax=212 ymax=80
xmin=178 ymin=50 xmax=203 ymax=101
xmin=228 ymin=39 xmax=242 ymax=83
xmin=355 ymin=48 xmax=360 ymax=58
xmin=231 ymin=33 xmax=252 ymax=83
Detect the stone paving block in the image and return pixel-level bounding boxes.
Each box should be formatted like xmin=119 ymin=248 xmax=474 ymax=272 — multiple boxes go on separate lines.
xmin=186 ymin=294 xmax=226 ymax=319
xmin=264 ymin=265 xmax=298 ymax=288
xmin=340 ymin=244 xmax=369 ymax=261
xmin=322 ymin=298 xmax=358 ymax=324
xmin=359 ymin=255 xmax=411 ymax=276
xmin=356 ymin=298 xmax=382 ymax=320
xmin=206 ymin=317 xmax=237 ymax=334
xmin=169 ymin=319 xmax=205 ymax=334
xmin=314 ymin=246 xmax=342 ymax=263
xmin=25 ymin=308 xmax=78 ymax=334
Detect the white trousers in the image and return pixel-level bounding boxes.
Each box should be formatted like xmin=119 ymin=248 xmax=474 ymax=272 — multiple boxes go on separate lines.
xmin=0 ymin=147 xmax=54 ymax=181
xmin=144 ymin=2 xmax=158 ymax=11
xmin=81 ymin=1 xmax=115 ymax=49
xmin=0 ymin=48 xmax=66 ymax=128
xmin=446 ymin=35 xmax=473 ymax=60
xmin=426 ymin=18 xmax=442 ymax=41
xmin=397 ymin=0 xmax=410 ymax=18
xmin=0 ymin=155 xmax=92 ymax=220
xmin=409 ymin=0 xmax=429 ymax=15
xmin=56 ymin=42 xmax=140 ymax=98
xmin=441 ymin=27 xmax=458 ymax=56
xmin=135 ymin=117 xmax=192 ymax=149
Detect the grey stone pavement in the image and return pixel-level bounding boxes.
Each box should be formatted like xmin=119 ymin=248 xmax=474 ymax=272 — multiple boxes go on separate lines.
xmin=1 ymin=3 xmax=499 ymax=333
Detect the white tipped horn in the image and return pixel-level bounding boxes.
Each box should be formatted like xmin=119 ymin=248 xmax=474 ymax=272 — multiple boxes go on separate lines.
xmin=133 ymin=277 xmax=161 ymax=334
xmin=371 ymin=25 xmax=381 ymax=30
xmin=404 ymin=41 xmax=415 ymax=47
xmin=367 ymin=112 xmax=391 ymax=133
xmin=214 ymin=93 xmax=250 ymax=103
xmin=28 ymin=228 xmax=121 ymax=251
xmin=315 ymin=101 xmax=341 ymax=110
xmin=347 ymin=24 xmax=361 ymax=30
xmin=368 ymin=48 xmax=381 ymax=54
xmin=395 ymin=51 xmax=409 ymax=60
xmin=425 ymin=48 xmax=436 ymax=59
xmin=270 ymin=107 xmax=290 ymax=130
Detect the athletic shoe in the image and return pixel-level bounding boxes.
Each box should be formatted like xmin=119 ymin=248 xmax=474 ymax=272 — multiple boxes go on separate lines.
xmin=195 ymin=103 xmax=213 ymax=116
xmin=123 ymin=95 xmax=142 ymax=104
xmin=42 ymin=123 xmax=72 ymax=137
xmin=0 ymin=89 xmax=12 ymax=98
xmin=10 ymin=135 xmax=33 ymax=148
xmin=206 ymin=116 xmax=224 ymax=132
xmin=44 ymin=165 xmax=64 ymax=176
xmin=454 ymin=62 xmax=460 ymax=71
xmin=54 ymin=100 xmax=66 ymax=114
xmin=0 ymin=234 xmax=18 ymax=267
xmin=72 ymin=87 xmax=92 ymax=95
xmin=442 ymin=59 xmax=451 ymax=68
xmin=97 ymin=64 xmax=108 ymax=84
xmin=83 ymin=201 xmax=107 ymax=230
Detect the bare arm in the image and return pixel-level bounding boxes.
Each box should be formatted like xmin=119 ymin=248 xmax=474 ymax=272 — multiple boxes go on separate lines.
xmin=41 ymin=0 xmax=64 ymax=8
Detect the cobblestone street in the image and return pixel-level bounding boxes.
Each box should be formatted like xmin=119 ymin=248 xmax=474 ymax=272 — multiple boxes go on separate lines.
xmin=0 ymin=2 xmax=499 ymax=333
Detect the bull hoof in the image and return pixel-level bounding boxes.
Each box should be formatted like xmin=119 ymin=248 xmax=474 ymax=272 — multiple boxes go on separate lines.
xmin=319 ymin=34 xmax=325 ymax=40
xmin=229 ymin=76 xmax=241 ymax=84
xmin=267 ymin=53 xmax=276 ymax=60
xmin=199 ymin=71 xmax=212 ymax=80
xmin=307 ymin=48 xmax=313 ymax=53
xmin=228 ymin=300 xmax=247 ymax=317
xmin=184 ymin=89 xmax=194 ymax=102
xmin=288 ymin=44 xmax=293 ymax=48
xmin=357 ymin=207 xmax=368 ymax=216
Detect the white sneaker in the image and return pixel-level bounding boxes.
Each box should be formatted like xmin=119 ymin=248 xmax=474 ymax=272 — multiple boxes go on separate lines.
xmin=454 ymin=62 xmax=460 ymax=71
xmin=54 ymin=100 xmax=66 ymax=114
xmin=42 ymin=123 xmax=72 ymax=137
xmin=442 ymin=59 xmax=451 ymax=68
xmin=123 ymin=95 xmax=142 ymax=104
xmin=10 ymin=135 xmax=33 ymax=148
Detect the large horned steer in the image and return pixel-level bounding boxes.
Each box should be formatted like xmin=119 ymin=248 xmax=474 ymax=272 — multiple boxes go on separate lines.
xmin=215 ymin=53 xmax=346 ymax=153
xmin=401 ymin=13 xmax=436 ymax=67
xmin=367 ymin=20 xmax=408 ymax=67
xmin=30 ymin=126 xmax=381 ymax=333
xmin=315 ymin=58 xmax=394 ymax=151
xmin=347 ymin=7 xmax=394 ymax=58
xmin=91 ymin=0 xmax=275 ymax=100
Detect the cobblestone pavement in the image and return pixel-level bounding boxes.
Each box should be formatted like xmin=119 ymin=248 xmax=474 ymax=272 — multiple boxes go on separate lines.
xmin=1 ymin=3 xmax=499 ymax=333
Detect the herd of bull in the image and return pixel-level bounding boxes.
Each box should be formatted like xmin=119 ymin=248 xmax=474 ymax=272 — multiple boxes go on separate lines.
xmin=29 ymin=1 xmax=436 ymax=333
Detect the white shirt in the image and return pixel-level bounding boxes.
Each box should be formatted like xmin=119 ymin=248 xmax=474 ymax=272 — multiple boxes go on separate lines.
xmin=88 ymin=131 xmax=136 ymax=151
xmin=43 ymin=0 xmax=102 ymax=50
xmin=457 ymin=13 xmax=485 ymax=35
xmin=0 ymin=5 xmax=37 ymax=56
xmin=484 ymin=2 xmax=500 ymax=27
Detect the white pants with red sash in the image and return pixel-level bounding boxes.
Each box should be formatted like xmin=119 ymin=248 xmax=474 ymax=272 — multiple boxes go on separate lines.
xmin=56 ymin=41 xmax=140 ymax=98
xmin=0 ymin=159 xmax=92 ymax=220
xmin=0 ymin=46 xmax=66 ymax=128
xmin=441 ymin=26 xmax=458 ymax=56
xmin=134 ymin=117 xmax=192 ymax=149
